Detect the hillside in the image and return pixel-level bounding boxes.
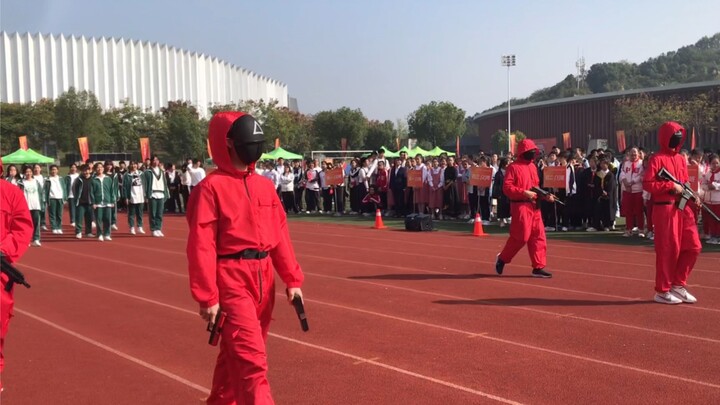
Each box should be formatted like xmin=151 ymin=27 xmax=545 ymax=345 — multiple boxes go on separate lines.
xmin=484 ymin=33 xmax=720 ymax=112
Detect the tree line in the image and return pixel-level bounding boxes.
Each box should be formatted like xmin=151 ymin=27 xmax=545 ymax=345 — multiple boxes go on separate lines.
xmin=1 ymin=88 xmax=471 ymax=162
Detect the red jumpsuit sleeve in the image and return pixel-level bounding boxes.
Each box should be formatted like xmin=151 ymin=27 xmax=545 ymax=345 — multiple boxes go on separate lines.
xmin=185 ymin=183 xmax=219 ymax=308
xmin=503 ymin=165 xmax=526 ymax=200
xmin=270 ymin=193 xmax=304 ymax=289
xmin=643 ymin=155 xmax=674 ymax=196
xmin=0 ymin=187 xmax=33 ymax=263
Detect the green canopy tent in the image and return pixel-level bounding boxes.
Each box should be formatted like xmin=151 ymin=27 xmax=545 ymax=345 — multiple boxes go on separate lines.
xmin=265 ymin=147 xmax=303 ymax=160
xmin=427 ymin=146 xmax=455 ymax=157
xmin=407 ymin=146 xmax=430 ymax=157
xmin=1 ymin=148 xmax=54 ymax=164
xmin=379 ymin=146 xmax=399 ymax=158
xmin=397 ymin=146 xmax=410 ymax=155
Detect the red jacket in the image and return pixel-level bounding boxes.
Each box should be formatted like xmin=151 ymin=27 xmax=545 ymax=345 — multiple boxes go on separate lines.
xmin=643 ymin=122 xmax=688 ymax=203
xmin=186 ymin=112 xmax=304 ymax=308
xmin=375 ymin=169 xmax=388 ymax=192
xmin=503 ymin=139 xmax=540 ymax=201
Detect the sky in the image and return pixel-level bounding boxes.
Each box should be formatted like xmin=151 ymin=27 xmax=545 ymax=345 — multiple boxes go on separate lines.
xmin=2 ymin=0 xmax=719 ymax=122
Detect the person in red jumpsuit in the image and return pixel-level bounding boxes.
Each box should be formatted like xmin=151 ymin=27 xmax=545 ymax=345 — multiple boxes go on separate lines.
xmin=643 ymin=121 xmax=702 ymax=304
xmin=186 ymin=112 xmax=305 ymax=404
xmin=0 ymin=158 xmax=34 ymax=390
xmin=495 ymin=139 xmax=554 ymax=278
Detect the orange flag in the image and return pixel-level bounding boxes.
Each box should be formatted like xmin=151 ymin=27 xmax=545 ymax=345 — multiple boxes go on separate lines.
xmin=562 ymin=132 xmax=571 ymax=149
xmin=691 ymin=128 xmax=696 ymax=150
xmin=207 ymin=139 xmax=212 ymax=159
xmin=77 ymin=137 xmax=90 ymax=162
xmin=274 ymin=138 xmax=280 ymax=148
xmin=140 ymin=137 xmax=151 ymax=161
xmin=509 ymin=134 xmax=517 ymax=155
xmin=19 ymin=136 xmax=28 ymax=150
xmin=456 ymin=136 xmax=460 ymax=157
xmin=615 ymin=130 xmax=626 ymax=152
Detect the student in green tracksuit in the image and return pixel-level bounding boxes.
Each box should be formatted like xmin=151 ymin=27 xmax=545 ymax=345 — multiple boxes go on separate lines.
xmin=44 ymin=164 xmax=68 ymax=234
xmin=122 ymin=161 xmax=146 ymax=235
xmin=143 ymin=156 xmax=169 ymax=237
xmin=104 ymin=160 xmax=120 ymax=231
xmin=73 ymin=164 xmax=94 ymax=238
xmin=19 ymin=165 xmax=45 ymax=246
xmin=90 ymin=162 xmax=117 ymax=241
xmin=65 ymin=163 xmax=80 ymax=227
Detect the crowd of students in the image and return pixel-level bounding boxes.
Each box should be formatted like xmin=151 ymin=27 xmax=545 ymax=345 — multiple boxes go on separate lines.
xmin=2 ymin=157 xmax=208 ymax=246
xmin=254 ymin=146 xmax=720 ymax=244
xmin=5 ymin=145 xmax=719 ymax=247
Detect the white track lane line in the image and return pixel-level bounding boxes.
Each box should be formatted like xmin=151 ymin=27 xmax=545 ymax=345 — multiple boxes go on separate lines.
xmin=14 ymin=308 xmax=211 ymax=395
xmin=20 ymin=264 xmax=522 ymax=404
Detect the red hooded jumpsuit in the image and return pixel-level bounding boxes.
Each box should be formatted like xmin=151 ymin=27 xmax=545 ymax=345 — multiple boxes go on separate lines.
xmin=498 ymin=139 xmax=547 ymax=269
xmin=0 ymin=159 xmax=34 ymax=387
xmin=186 ymin=112 xmax=304 ymax=405
xmin=642 ymin=122 xmax=701 ymax=293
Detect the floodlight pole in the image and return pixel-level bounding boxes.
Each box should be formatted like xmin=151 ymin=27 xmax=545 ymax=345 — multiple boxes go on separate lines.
xmin=501 ymin=54 xmax=516 ymax=155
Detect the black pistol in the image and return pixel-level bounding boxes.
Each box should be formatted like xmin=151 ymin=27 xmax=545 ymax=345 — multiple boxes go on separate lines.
xmin=290 ymin=292 xmax=309 ymax=332
xmin=207 ymin=310 xmax=226 ymax=346
xmin=0 ymin=253 xmax=31 ymax=292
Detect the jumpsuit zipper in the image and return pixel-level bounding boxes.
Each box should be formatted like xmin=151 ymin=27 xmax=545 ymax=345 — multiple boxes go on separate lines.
xmin=243 ymin=176 xmax=262 ymax=303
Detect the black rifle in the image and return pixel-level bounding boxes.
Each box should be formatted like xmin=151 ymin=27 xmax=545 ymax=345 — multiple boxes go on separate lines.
xmin=289 ymin=290 xmax=309 ymax=332
xmin=657 ymin=167 xmax=720 ymax=222
xmin=0 ymin=253 xmax=31 ymax=292
xmin=206 ymin=310 xmax=226 ymax=346
xmin=531 ymin=187 xmax=566 ymax=206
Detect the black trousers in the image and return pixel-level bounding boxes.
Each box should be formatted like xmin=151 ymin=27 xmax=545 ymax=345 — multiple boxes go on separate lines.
xmin=392 ymin=188 xmax=405 ymax=216
xmin=281 ymin=191 xmax=295 ymax=213
xmin=322 ymin=189 xmax=333 ymax=212
xmin=305 ymin=189 xmax=319 ymax=212
xmin=294 ymin=187 xmax=304 ymax=212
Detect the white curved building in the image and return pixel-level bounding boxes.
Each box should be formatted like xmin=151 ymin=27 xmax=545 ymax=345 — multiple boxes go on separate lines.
xmin=0 ymin=32 xmax=290 ymax=116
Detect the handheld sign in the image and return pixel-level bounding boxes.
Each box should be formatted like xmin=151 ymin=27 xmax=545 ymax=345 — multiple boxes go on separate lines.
xmin=408 ymin=170 xmax=423 ymax=188
xmin=687 ymin=165 xmax=699 ymax=192
xmin=469 ymin=167 xmax=493 ymax=187
xmin=325 ymin=167 xmax=344 ymax=186
xmin=543 ymin=166 xmax=566 ymax=189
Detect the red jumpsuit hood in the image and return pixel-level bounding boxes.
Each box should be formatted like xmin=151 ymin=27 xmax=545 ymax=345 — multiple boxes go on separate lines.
xmin=516 ymin=139 xmax=539 ymax=160
xmin=208 ymin=111 xmax=256 ymax=176
xmin=658 ymin=121 xmax=686 ymax=155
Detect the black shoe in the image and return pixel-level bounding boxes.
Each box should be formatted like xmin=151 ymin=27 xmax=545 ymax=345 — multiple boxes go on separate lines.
xmin=495 ymin=254 xmax=505 ymax=275
xmin=532 ymin=268 xmax=552 ymax=278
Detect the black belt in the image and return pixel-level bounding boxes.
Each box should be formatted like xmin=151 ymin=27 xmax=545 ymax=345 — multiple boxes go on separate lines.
xmin=218 ymin=249 xmax=269 ymax=260
xmin=653 ymin=201 xmax=673 ymax=205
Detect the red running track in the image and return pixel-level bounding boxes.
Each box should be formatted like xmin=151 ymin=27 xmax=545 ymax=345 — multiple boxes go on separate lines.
xmin=2 ymin=215 xmax=719 ymax=404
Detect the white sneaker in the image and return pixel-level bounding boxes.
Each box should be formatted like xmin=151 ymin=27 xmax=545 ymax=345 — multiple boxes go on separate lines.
xmin=482 ymin=220 xmax=491 ymax=226
xmin=670 ymin=286 xmax=697 ymax=303
xmin=158 ymin=231 xmax=164 ymax=237
xmin=152 ymin=231 xmax=160 ymax=237
xmin=105 ymin=236 xmax=112 ymax=241
xmin=86 ymin=233 xmax=95 ymax=238
xmin=70 ymin=222 xmax=76 ymax=227
xmin=32 ymin=240 xmax=41 ymax=247
xmin=138 ymin=227 xmax=145 ymax=234
xmin=52 ymin=229 xmax=58 ymax=234
xmin=112 ymin=224 xmax=119 ymax=231
xmin=98 ymin=235 xmax=104 ymax=242
xmin=545 ymin=226 xmax=555 ymax=232
xmin=654 ymin=292 xmax=682 ymax=305
xmin=586 ymin=227 xmax=597 ymax=232
xmin=622 ymin=231 xmax=631 ymax=237
xmin=130 ymin=227 xmax=136 ymax=235
xmin=76 ymin=233 xmax=82 ymax=239
xmin=41 ymin=225 xmax=48 ymax=231
xmin=92 ymin=221 xmax=97 ymax=229
xmin=57 ymin=229 xmax=63 ymax=235
xmin=561 ymin=227 xmax=568 ymax=232
xmin=647 ymin=231 xmax=654 ymax=240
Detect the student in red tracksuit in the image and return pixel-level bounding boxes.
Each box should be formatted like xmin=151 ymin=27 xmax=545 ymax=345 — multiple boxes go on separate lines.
xmin=186 ymin=112 xmax=305 ymax=405
xmin=495 ymin=139 xmax=554 ymax=278
xmin=0 ymin=158 xmax=34 ymax=390
xmin=643 ymin=121 xmax=702 ymax=305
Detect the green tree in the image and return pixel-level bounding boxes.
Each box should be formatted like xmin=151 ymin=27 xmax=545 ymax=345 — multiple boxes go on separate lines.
xmin=159 ymin=101 xmax=204 ymax=162
xmin=364 ymin=120 xmax=395 ymax=150
xmin=53 ymin=88 xmax=108 ymax=152
xmin=491 ymin=130 xmax=526 ymax=154
xmin=312 ymin=107 xmax=368 ymax=150
xmin=102 ymin=101 xmax=146 ymax=153
xmin=0 ymin=101 xmax=54 ymax=155
xmin=407 ymin=101 xmax=466 ymax=147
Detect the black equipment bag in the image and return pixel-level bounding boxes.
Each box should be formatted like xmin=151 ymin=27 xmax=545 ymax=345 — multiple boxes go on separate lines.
xmin=404 ymin=214 xmax=433 ymax=232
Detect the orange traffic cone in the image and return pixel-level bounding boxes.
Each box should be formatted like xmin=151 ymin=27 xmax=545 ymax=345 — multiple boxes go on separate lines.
xmin=473 ymin=213 xmax=487 ymax=236
xmin=373 ymin=209 xmax=387 ymax=229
